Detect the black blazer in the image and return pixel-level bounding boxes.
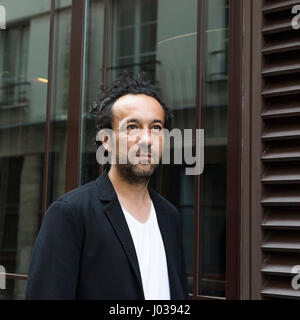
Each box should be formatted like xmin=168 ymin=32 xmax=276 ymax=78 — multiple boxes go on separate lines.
xmin=25 ymin=169 xmax=189 ymax=300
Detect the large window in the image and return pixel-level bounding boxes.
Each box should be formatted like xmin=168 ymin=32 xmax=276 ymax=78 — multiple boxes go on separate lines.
xmin=0 ymin=0 xmax=71 ymax=299
xmin=79 ymin=0 xmax=229 ymax=299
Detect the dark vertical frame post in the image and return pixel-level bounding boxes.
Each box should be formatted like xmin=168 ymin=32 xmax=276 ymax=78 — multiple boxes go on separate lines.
xmin=226 ymin=0 xmax=243 ymax=299
xmin=98 ymin=0 xmax=109 ymax=177
xmin=102 ymin=0 xmax=108 ymax=90
xmin=192 ymin=0 xmax=203 ymax=298
xmin=65 ymin=0 xmax=86 ymax=192
xmin=41 ymin=0 xmax=55 ymax=219
xmin=250 ymin=0 xmax=263 ymax=300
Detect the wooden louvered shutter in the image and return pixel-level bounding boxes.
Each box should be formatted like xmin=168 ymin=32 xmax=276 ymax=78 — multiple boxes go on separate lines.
xmin=252 ymin=0 xmax=300 ymax=299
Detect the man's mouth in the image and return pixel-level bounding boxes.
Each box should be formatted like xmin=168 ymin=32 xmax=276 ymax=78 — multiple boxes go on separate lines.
xmin=137 ymin=153 xmax=151 ymax=157
xmin=136 ymin=153 xmax=153 ymax=163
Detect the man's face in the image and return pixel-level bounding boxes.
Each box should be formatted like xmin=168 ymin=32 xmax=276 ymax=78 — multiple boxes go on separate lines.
xmin=110 ymin=93 xmax=165 ymax=183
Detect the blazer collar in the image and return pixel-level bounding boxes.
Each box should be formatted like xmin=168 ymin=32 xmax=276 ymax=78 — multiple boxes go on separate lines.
xmin=95 ymin=168 xmax=178 ymax=300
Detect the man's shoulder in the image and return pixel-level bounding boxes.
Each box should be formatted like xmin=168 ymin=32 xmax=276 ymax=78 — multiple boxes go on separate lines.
xmin=49 ymin=178 xmax=99 ymax=211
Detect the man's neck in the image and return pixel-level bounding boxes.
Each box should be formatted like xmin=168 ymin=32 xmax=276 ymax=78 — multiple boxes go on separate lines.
xmin=108 ymin=166 xmax=150 ymax=205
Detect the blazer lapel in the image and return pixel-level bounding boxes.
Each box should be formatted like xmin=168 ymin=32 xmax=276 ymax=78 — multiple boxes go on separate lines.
xmin=96 ymin=170 xmax=144 ymax=299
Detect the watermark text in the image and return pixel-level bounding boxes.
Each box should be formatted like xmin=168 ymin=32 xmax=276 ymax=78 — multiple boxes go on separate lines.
xmin=292 ymin=5 xmax=300 ymax=30
xmin=291 ymin=265 xmax=300 ymax=290
xmin=96 ymin=128 xmax=205 ymax=176
xmin=0 ymin=5 xmax=6 ymax=30
xmin=0 ymin=265 xmax=5 ymax=290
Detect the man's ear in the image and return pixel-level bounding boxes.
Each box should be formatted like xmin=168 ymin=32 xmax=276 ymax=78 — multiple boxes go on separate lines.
xmin=96 ymin=129 xmax=112 ymax=152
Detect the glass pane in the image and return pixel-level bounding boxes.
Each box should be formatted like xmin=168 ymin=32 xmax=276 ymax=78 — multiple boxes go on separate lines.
xmin=81 ymin=0 xmax=105 ymax=185
xmin=105 ymin=0 xmax=198 ymax=294
xmin=141 ymin=0 xmax=158 ymax=23
xmin=47 ymin=0 xmax=72 ymax=204
xmin=198 ymin=0 xmax=229 ymax=297
xmin=117 ymin=28 xmax=135 ymax=57
xmin=140 ymin=23 xmax=157 ymax=53
xmin=116 ymin=57 xmax=135 ymax=76
xmin=116 ymin=0 xmax=135 ymax=27
xmin=0 ymin=0 xmax=72 ymax=283
xmin=140 ymin=54 xmax=156 ymax=82
xmin=0 ymin=0 xmax=51 ymax=276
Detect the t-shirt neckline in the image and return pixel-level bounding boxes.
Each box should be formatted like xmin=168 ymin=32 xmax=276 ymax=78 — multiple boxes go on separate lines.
xmin=122 ymin=200 xmax=153 ymax=226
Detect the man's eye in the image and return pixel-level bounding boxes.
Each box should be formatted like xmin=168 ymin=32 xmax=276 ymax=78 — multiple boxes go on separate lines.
xmin=152 ymin=125 xmax=162 ymax=131
xmin=127 ymin=124 xmax=137 ymax=130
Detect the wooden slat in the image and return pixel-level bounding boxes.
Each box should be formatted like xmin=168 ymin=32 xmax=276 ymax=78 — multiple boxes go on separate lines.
xmin=262 ymin=143 xmax=300 ymax=162
xmin=261 ymin=278 xmax=300 ymax=299
xmin=262 ymin=189 xmax=300 ymax=206
xmin=261 ymin=166 xmax=300 ymax=184
xmin=262 ymin=22 xmax=293 ymax=35
xmin=262 ymin=41 xmax=300 ymax=55
xmin=262 ymin=233 xmax=300 ymax=252
xmin=263 ymin=0 xmax=300 ymax=13
xmin=261 ymin=104 xmax=300 ymax=119
xmin=262 ymin=123 xmax=300 ymax=141
xmin=261 ymin=254 xmax=300 ymax=275
xmin=262 ymin=64 xmax=300 ymax=77
xmin=262 ymin=84 xmax=300 ymax=97
xmin=262 ymin=210 xmax=300 ymax=229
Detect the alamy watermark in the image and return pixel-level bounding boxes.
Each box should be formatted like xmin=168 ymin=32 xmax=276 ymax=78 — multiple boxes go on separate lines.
xmin=96 ymin=128 xmax=204 ymax=176
xmin=0 ymin=265 xmax=5 ymax=290
xmin=0 ymin=5 xmax=6 ymax=30
xmin=291 ymin=265 xmax=300 ymax=290
xmin=292 ymin=5 xmax=300 ymax=30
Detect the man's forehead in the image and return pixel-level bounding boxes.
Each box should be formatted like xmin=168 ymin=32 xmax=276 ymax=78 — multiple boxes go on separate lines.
xmin=112 ymin=93 xmax=164 ymax=122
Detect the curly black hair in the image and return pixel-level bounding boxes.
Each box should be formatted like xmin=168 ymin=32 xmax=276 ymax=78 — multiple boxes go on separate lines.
xmin=90 ymin=70 xmax=173 ymax=149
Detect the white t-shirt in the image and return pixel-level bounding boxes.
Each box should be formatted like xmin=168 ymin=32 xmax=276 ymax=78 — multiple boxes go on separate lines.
xmin=121 ymin=200 xmax=171 ymax=300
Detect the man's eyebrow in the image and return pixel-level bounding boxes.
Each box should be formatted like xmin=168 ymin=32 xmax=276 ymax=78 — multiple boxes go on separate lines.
xmin=150 ymin=119 xmax=164 ymax=125
xmin=123 ymin=118 xmax=140 ymax=124
xmin=122 ymin=119 xmax=164 ymax=125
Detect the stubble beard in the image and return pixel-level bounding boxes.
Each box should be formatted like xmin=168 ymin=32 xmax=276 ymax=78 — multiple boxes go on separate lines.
xmin=115 ymin=159 xmax=160 ymax=185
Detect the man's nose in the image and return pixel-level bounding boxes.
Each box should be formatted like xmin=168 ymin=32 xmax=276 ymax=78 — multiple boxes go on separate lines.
xmin=138 ymin=128 xmax=152 ymax=146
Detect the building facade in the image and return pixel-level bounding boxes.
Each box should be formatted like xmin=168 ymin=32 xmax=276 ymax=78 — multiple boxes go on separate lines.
xmin=0 ymin=0 xmax=299 ymax=300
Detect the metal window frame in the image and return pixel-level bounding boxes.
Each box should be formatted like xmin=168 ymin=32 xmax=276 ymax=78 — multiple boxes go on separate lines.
xmin=190 ymin=0 xmax=242 ymax=300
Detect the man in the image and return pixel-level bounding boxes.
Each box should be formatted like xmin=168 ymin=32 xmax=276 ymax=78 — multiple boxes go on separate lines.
xmin=26 ymin=72 xmax=189 ymax=300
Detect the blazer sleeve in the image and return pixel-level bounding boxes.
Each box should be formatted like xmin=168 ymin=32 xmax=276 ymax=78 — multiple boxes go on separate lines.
xmin=25 ymin=200 xmax=84 ymax=300
xmin=174 ymin=209 xmax=190 ymax=300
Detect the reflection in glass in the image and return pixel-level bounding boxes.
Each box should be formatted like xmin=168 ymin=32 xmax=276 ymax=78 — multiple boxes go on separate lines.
xmin=106 ymin=0 xmax=198 ymax=293
xmin=108 ymin=0 xmax=158 ymax=82
xmin=198 ymin=0 xmax=228 ymax=297
xmin=0 ymin=0 xmax=72 ymax=299
xmin=47 ymin=1 xmax=72 ymax=203
xmin=80 ymin=0 xmax=105 ymax=185
xmin=0 ymin=0 xmax=51 ymax=299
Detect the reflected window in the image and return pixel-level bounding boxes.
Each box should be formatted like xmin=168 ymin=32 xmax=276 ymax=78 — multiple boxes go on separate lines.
xmin=109 ymin=0 xmax=158 ymax=81
xmin=0 ymin=25 xmax=29 ymax=115
xmin=0 ymin=0 xmax=71 ymax=300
